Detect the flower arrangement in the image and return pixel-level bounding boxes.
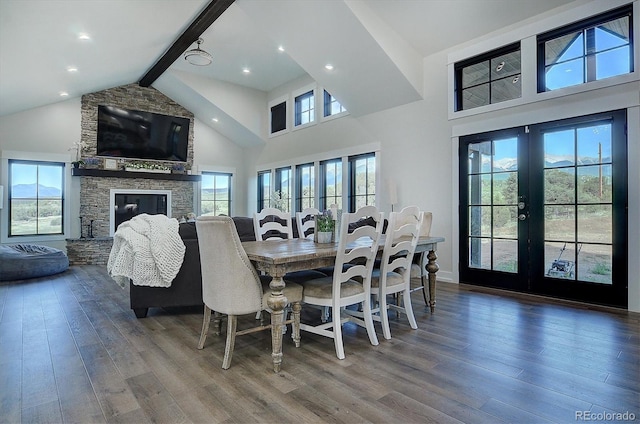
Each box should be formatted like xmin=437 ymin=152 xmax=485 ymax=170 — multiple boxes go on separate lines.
xmin=69 ymin=140 xmax=85 ymax=166
xmin=125 ymin=162 xmax=171 ymax=171
xmin=316 ymin=210 xmax=335 ymax=232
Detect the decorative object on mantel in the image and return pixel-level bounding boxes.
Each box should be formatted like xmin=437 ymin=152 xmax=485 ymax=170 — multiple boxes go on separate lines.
xmin=84 ymin=157 xmax=100 ymax=169
xmin=125 ymin=162 xmax=171 ymax=174
xmin=314 ymin=210 xmax=335 ymax=243
xmin=68 ymin=140 xmax=86 ymax=168
xmin=104 ymin=158 xmax=118 ymax=170
xmin=171 ymin=163 xmax=186 ymax=174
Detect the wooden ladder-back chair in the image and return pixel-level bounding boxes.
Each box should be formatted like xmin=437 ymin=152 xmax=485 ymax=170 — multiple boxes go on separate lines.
xmin=371 ymin=206 xmax=424 ymax=339
xmin=195 ymin=216 xmax=303 ymax=369
xmin=254 ymin=208 xmax=293 ymax=241
xmin=297 ymin=205 xmax=383 ymax=359
xmin=295 ymin=207 xmax=320 ymax=240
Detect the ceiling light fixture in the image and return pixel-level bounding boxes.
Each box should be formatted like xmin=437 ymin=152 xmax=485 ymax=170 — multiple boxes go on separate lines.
xmin=242 ymin=68 xmax=250 ymax=74
xmin=212 ymin=118 xmax=219 ymax=122
xmin=67 ymin=66 xmax=78 ymax=73
xmin=59 ymin=91 xmax=69 ymax=97
xmin=278 ymin=46 xmax=285 ymax=52
xmin=325 ymin=64 xmax=334 ymax=70
xmin=78 ymin=33 xmax=91 ymax=41
xmin=184 ymin=38 xmax=213 ymax=66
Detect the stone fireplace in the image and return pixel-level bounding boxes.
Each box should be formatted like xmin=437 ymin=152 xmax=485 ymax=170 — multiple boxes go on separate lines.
xmin=66 ymin=83 xmax=197 ymax=265
xmin=110 ymin=189 xmax=172 ymax=236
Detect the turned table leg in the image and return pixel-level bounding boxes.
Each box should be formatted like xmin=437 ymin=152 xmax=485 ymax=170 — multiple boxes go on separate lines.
xmin=267 ymin=275 xmax=288 ymax=373
xmin=426 ymin=249 xmax=439 ymax=313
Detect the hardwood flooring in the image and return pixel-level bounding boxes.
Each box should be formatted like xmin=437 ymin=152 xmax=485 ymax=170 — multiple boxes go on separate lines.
xmin=0 ymin=265 xmax=638 ymax=423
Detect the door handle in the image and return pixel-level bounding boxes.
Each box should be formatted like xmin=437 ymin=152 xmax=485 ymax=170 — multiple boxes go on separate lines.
xmin=518 ymin=213 xmax=527 ymax=221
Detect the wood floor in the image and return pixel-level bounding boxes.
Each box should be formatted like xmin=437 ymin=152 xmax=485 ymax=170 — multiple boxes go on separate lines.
xmin=0 ymin=265 xmax=638 ymax=424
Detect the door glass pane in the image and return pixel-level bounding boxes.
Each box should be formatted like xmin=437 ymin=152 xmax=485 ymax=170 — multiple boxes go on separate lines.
xmin=578 ymin=205 xmax=612 ymax=244
xmin=493 ymin=239 xmax=517 ymax=273
xmin=577 ymin=124 xmax=611 ymax=161
xmin=544 ymin=205 xmax=575 ymax=240
xmin=469 ymin=174 xmax=492 ymax=205
xmin=544 ymin=129 xmax=575 ymax=167
xmin=545 ymin=242 xmax=577 ymax=280
xmin=544 ymin=169 xmax=575 ymax=204
xmin=468 ymin=141 xmax=492 ymax=172
xmin=493 ymin=172 xmax=517 ymax=205
xmin=469 ymin=206 xmax=491 ymax=236
xmin=578 ymin=244 xmax=612 ymax=284
xmin=469 ymin=238 xmax=491 ymax=269
xmin=493 ymin=138 xmax=518 ymax=171
xmin=578 ymin=165 xmax=612 ymax=203
xmin=493 ymin=206 xmax=517 ymax=238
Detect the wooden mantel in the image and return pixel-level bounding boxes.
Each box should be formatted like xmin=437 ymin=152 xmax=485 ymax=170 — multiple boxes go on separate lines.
xmin=71 ymin=168 xmax=201 ymax=182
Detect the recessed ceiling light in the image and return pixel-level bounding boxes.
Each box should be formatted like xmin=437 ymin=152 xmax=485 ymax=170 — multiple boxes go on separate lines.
xmin=325 ymin=64 xmax=334 ymax=70
xmin=242 ymin=68 xmax=250 ymax=74
xmin=67 ymin=66 xmax=78 ymax=73
xmin=212 ymin=118 xmax=219 ymax=122
xmin=78 ymin=33 xmax=91 ymax=41
xmin=278 ymin=46 xmax=285 ymax=52
xmin=59 ymin=91 xmax=69 ymax=97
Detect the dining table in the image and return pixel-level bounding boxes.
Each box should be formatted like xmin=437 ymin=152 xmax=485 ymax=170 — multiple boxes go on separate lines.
xmin=242 ymin=235 xmax=445 ymax=372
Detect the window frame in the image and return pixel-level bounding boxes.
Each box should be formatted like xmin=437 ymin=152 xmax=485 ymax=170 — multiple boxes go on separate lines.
xmin=348 ymin=153 xmax=376 ymax=212
xmin=322 ymin=89 xmax=348 ymax=121
xmin=268 ymin=95 xmax=289 ymax=137
xmin=319 ymin=158 xmax=343 ymax=211
xmin=295 ymin=162 xmax=315 ymax=212
xmin=454 ymin=42 xmax=522 ymax=112
xmin=200 ymin=171 xmax=232 ymax=217
xmin=274 ymin=166 xmax=292 ymax=212
xmin=8 ymin=159 xmax=65 ymax=237
xmin=292 ymin=84 xmax=317 ymax=130
xmin=537 ymin=4 xmax=634 ymax=93
xmin=257 ymin=170 xmax=272 ymax=211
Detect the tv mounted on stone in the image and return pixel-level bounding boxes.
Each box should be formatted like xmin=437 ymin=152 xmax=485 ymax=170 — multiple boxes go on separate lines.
xmin=96 ymin=105 xmax=189 ymax=162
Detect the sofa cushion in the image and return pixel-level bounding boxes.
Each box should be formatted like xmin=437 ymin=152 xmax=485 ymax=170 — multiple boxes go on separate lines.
xmin=178 ymin=222 xmax=198 ymax=240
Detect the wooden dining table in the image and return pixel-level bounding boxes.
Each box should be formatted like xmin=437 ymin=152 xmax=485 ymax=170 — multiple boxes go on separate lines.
xmin=242 ymin=235 xmax=445 ymax=372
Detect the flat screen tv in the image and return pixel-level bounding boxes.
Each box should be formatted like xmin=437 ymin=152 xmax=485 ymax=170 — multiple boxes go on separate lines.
xmin=97 ymin=105 xmax=189 ymax=162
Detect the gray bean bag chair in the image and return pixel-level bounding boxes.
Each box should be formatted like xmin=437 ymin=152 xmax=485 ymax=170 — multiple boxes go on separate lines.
xmin=0 ymin=244 xmax=69 ymax=281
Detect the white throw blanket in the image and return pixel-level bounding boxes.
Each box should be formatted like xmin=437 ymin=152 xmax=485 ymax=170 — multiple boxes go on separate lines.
xmin=107 ymin=214 xmax=186 ymax=288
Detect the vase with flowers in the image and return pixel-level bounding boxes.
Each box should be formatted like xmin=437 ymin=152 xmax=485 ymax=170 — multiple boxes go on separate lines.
xmin=315 ymin=210 xmax=335 ymax=243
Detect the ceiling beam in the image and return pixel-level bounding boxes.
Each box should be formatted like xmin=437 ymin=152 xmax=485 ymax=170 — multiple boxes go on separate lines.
xmin=139 ymin=0 xmax=234 ymax=87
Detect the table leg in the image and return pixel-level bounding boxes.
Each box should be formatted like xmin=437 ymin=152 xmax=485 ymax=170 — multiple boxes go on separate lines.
xmin=426 ymin=249 xmax=439 ymax=313
xmin=267 ymin=275 xmax=288 ymax=373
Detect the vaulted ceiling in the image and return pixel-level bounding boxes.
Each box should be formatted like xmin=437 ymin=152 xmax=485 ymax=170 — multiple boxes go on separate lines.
xmin=0 ymin=0 xmax=577 ymax=146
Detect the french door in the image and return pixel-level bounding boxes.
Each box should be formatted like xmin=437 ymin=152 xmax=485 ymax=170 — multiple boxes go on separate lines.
xmin=459 ymin=110 xmax=628 ymax=307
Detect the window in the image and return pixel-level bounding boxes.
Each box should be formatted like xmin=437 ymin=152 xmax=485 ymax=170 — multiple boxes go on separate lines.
xmin=270 ymin=100 xmax=287 ymax=135
xmin=294 ymin=90 xmax=314 ymax=127
xmin=295 ymin=163 xmax=315 ymax=211
xmin=455 ymin=43 xmax=521 ymax=111
xmin=274 ymin=167 xmax=292 ymax=212
xmin=9 ymin=160 xmax=64 ymax=236
xmin=348 ymin=153 xmax=376 ymax=212
xmin=201 ymin=172 xmax=231 ymax=216
xmin=538 ymin=5 xmax=633 ymax=92
xmin=257 ymin=170 xmax=271 ymax=211
xmin=320 ymin=159 xmax=342 ymax=210
xmin=323 ymin=90 xmax=347 ymax=117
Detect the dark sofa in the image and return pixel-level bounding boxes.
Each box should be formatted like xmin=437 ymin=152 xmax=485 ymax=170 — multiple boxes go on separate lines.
xmin=129 ymin=216 xmax=256 ymax=318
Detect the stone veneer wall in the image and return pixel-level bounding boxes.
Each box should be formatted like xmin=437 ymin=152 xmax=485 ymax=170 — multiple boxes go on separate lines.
xmin=80 ymin=177 xmax=194 ymax=238
xmin=70 ymin=84 xmax=195 ymax=261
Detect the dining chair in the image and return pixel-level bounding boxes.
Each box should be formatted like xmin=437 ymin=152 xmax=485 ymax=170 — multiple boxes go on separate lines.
xmin=298 ymin=205 xmax=383 ymax=359
xmin=195 ymin=215 xmax=303 ymax=369
xmin=254 ymin=207 xmax=294 ymax=240
xmin=295 ymin=207 xmax=320 ymax=240
xmin=370 ymin=206 xmax=424 ymax=340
